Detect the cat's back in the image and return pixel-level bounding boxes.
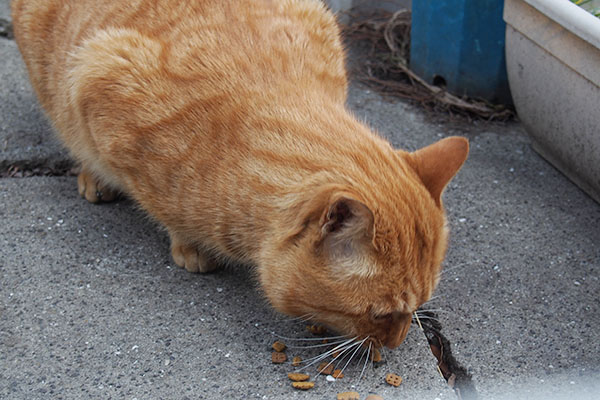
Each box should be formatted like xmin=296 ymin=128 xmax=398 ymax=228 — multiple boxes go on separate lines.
xmin=12 ymin=0 xmax=352 ymax=226
xmin=12 ymin=0 xmax=347 ymax=112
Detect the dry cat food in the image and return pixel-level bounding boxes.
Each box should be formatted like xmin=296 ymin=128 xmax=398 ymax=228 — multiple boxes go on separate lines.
xmin=332 ymin=369 xmax=344 ymax=379
xmin=306 ymin=324 xmax=327 ymax=335
xmin=292 ymin=356 xmax=302 ymax=367
xmin=385 ymin=372 xmax=403 ymax=387
xmin=287 ymin=372 xmax=310 ymax=382
xmin=365 ymin=395 xmax=385 ymax=400
xmin=317 ymin=362 xmax=334 ymax=375
xmin=272 ymin=340 xmax=286 ymax=352
xmin=292 ymin=381 xmax=315 ymax=390
xmin=336 ymin=391 xmax=360 ymax=400
xmin=271 ymin=351 xmax=287 ymax=364
xmin=370 ymin=347 xmax=382 ymax=362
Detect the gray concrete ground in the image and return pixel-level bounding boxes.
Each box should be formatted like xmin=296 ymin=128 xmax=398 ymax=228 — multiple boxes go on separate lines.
xmin=0 ymin=37 xmax=66 ymax=173
xmin=1 ymin=1 xmax=600 ymax=399
xmin=0 ymin=0 xmax=65 ymax=172
xmin=0 ymin=0 xmax=9 ymax=19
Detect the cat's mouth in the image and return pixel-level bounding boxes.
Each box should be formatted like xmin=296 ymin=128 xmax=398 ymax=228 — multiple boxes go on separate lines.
xmin=311 ymin=318 xmax=410 ymax=350
xmin=360 ymin=312 xmax=412 ymax=349
xmin=286 ymin=301 xmax=412 ymax=349
xmin=383 ymin=321 xmax=411 ymax=349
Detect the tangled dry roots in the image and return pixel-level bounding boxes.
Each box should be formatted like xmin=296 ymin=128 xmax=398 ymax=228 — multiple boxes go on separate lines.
xmin=342 ymin=9 xmax=514 ymax=121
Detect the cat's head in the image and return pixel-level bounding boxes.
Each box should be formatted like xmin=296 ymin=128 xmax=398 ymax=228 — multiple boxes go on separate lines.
xmin=260 ymin=136 xmax=469 ymax=349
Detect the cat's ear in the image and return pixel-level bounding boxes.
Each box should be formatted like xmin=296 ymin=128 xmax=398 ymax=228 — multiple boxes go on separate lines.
xmin=408 ymin=136 xmax=469 ymax=207
xmin=318 ymin=194 xmax=374 ymax=254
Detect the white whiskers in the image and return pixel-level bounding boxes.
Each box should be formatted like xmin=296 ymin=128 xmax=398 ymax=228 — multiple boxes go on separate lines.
xmin=283 ymin=338 xmax=350 ymax=349
xmin=330 ymin=337 xmax=368 ymax=379
xmin=295 ymin=337 xmax=358 ymax=371
xmin=412 ymin=314 xmax=439 ymax=325
xmin=270 ymin=332 xmax=348 ymax=342
xmin=358 ymin=341 xmax=372 ymax=380
xmin=314 ymin=339 xmax=365 ymax=379
xmin=271 ymin=321 xmax=392 ymax=381
xmin=416 ymin=308 xmax=450 ymax=314
xmin=274 ymin=313 xmax=316 ymax=323
xmin=438 ymin=260 xmax=474 ymax=278
xmin=422 ymin=295 xmax=443 ymax=304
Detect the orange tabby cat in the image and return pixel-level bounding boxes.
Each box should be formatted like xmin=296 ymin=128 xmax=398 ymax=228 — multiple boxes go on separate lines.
xmin=12 ymin=0 xmax=468 ymax=349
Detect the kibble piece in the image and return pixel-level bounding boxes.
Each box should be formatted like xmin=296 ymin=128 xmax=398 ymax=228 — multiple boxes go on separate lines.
xmin=287 ymin=372 xmax=310 ymax=382
xmin=292 ymin=381 xmax=315 ymax=390
xmin=337 ymin=391 xmax=360 ymax=400
xmin=317 ymin=362 xmax=334 ymax=375
xmin=332 ymin=351 xmax=341 ymax=359
xmin=271 ymin=351 xmax=287 ymax=364
xmin=272 ymin=340 xmax=286 ymax=352
xmin=365 ymin=395 xmax=385 ymax=400
xmin=292 ymin=356 xmax=302 ymax=367
xmin=306 ymin=324 xmax=327 ymax=335
xmin=370 ymin=347 xmax=382 ymax=362
xmin=385 ymin=373 xmax=402 ymax=387
xmin=332 ymin=369 xmax=344 ymax=379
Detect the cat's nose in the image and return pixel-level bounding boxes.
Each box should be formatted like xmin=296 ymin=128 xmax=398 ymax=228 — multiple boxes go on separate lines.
xmin=384 ymin=312 xmax=411 ymax=349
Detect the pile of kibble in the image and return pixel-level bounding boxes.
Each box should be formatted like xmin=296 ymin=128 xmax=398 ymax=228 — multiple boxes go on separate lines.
xmin=270 ymin=329 xmax=403 ymax=398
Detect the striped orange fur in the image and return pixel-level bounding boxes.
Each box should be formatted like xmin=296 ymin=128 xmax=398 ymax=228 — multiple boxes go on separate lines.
xmin=12 ymin=0 xmax=468 ymax=348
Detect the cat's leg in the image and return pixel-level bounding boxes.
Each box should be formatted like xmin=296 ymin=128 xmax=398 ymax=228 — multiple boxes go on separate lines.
xmin=77 ymin=167 xmax=119 ymax=203
xmin=170 ymin=233 xmax=218 ymax=273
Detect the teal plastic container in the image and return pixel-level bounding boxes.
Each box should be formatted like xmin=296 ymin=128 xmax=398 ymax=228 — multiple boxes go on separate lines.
xmin=410 ymin=0 xmax=512 ymax=104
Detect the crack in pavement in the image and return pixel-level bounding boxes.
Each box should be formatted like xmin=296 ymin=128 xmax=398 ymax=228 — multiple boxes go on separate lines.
xmin=0 ymin=18 xmax=13 ymax=40
xmin=1 ymin=162 xmax=76 ymax=178
xmin=416 ymin=311 xmax=479 ymax=400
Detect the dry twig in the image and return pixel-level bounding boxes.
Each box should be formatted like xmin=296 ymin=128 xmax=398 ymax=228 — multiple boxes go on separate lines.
xmin=343 ymin=9 xmax=514 ymax=121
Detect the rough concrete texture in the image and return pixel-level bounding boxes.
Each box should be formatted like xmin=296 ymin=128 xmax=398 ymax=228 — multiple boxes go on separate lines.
xmin=0 ymin=39 xmax=68 ymax=171
xmin=0 ymin=0 xmax=9 ymax=20
xmin=0 ymin=177 xmax=456 ymax=400
xmin=1 ymin=0 xmax=600 ymax=399
xmin=346 ymin=85 xmax=600 ymax=398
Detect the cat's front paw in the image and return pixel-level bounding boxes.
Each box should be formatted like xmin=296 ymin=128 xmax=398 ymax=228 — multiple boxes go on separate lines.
xmin=170 ymin=236 xmax=217 ymax=273
xmin=77 ymin=170 xmax=118 ymax=203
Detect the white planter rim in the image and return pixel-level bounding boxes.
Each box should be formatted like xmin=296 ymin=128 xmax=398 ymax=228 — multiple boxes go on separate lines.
xmin=520 ymin=0 xmax=600 ymax=49
xmin=505 ymin=0 xmax=600 ymax=85
xmin=504 ymin=0 xmax=600 ymax=204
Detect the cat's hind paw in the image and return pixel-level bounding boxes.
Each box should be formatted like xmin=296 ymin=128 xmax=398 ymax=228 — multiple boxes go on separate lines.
xmin=170 ymin=237 xmax=217 ymax=274
xmin=77 ymin=170 xmax=118 ymax=203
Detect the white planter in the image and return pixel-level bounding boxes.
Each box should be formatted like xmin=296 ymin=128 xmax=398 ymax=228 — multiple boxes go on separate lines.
xmin=504 ymin=0 xmax=600 ymax=203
